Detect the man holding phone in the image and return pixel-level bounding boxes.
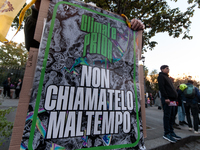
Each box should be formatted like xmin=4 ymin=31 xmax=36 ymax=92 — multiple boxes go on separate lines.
xmin=158 ymin=65 xmax=181 ymax=143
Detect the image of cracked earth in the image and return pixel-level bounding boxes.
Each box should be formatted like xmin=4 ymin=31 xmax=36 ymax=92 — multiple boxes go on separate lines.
xmin=21 ymin=0 xmax=145 ymax=149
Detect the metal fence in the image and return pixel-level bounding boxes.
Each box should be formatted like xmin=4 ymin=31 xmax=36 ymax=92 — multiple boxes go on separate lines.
xmin=0 ymin=66 xmax=25 ymax=87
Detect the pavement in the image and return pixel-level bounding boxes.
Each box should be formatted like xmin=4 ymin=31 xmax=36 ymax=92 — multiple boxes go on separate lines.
xmin=145 ymin=106 xmax=200 ymax=150
xmin=0 ymin=95 xmax=200 ymax=150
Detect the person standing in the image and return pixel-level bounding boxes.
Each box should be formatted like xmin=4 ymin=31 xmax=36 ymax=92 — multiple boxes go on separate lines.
xmin=177 ymin=85 xmax=188 ymax=126
xmin=181 ymin=81 xmax=200 ymax=133
xmin=147 ymin=97 xmax=150 ymax=107
xmin=148 ymin=93 xmax=154 ymax=106
xmin=157 ymin=65 xmax=181 ymax=143
xmin=15 ymin=79 xmax=22 ymax=99
xmin=3 ymin=77 xmax=11 ymax=98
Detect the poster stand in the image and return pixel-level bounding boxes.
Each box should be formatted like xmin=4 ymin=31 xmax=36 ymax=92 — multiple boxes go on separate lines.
xmin=9 ymin=0 xmax=146 ymax=149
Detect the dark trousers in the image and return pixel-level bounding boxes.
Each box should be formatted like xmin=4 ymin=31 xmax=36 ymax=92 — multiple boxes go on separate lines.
xmin=174 ymin=105 xmax=178 ymax=124
xmin=161 ymin=97 xmax=175 ymax=135
xmin=15 ymin=89 xmax=21 ymax=98
xmin=184 ymin=103 xmax=199 ymax=131
xmin=3 ymin=87 xmax=10 ymax=98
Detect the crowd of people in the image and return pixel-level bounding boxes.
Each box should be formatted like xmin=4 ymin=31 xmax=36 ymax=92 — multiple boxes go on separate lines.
xmin=156 ymin=65 xmax=200 ymax=144
xmin=2 ymin=77 xmax=22 ymax=99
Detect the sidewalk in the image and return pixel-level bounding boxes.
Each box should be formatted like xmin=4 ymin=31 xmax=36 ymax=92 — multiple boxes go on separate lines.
xmin=0 ymin=96 xmax=200 ymax=149
xmin=145 ymin=106 xmax=200 ymax=150
xmin=0 ymin=98 xmax=19 ymax=109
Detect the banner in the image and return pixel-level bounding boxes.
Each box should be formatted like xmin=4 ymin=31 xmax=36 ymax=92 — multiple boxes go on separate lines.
xmin=21 ymin=0 xmax=145 ymax=149
xmin=0 ymin=0 xmax=26 ymax=42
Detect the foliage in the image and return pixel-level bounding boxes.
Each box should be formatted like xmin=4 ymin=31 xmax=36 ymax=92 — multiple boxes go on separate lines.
xmin=174 ymin=76 xmax=200 ymax=88
xmin=11 ymin=3 xmax=32 ymax=30
xmin=145 ymin=69 xmax=159 ymax=95
xmin=146 ymin=69 xmax=200 ymax=96
xmin=143 ymin=66 xmax=156 ymax=95
xmin=81 ymin=0 xmax=200 ymax=51
xmin=149 ymin=69 xmax=159 ymax=92
xmin=144 ymin=66 xmax=149 ymax=78
xmin=0 ymin=42 xmax=27 ymax=86
xmin=0 ymin=42 xmax=28 ymax=67
xmin=0 ymin=106 xmax=14 ymax=146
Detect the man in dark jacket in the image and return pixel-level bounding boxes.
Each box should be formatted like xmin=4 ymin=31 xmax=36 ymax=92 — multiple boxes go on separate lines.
xmin=158 ymin=65 xmax=181 ymax=143
xmin=15 ymin=79 xmax=22 ymax=99
xmin=182 ymin=80 xmax=200 ymax=133
xmin=3 ymin=77 xmax=11 ymax=98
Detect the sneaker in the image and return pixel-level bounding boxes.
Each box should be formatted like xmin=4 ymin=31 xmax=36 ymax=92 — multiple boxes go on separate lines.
xmin=171 ymin=132 xmax=182 ymax=140
xmin=173 ymin=124 xmax=181 ymax=130
xmin=189 ymin=128 xmax=193 ymax=131
xmin=179 ymin=121 xmax=184 ymax=126
xmin=174 ymin=123 xmax=179 ymax=126
xmin=183 ymin=121 xmax=188 ymax=125
xmin=194 ymin=131 xmax=199 ymax=134
xmin=163 ymin=134 xmax=177 ymax=143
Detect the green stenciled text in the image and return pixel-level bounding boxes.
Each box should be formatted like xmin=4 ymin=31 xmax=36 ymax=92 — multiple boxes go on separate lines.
xmin=81 ymin=14 xmax=116 ymax=62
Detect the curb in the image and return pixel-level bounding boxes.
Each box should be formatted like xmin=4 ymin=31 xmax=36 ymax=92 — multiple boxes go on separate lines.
xmin=150 ymin=135 xmax=200 ymax=150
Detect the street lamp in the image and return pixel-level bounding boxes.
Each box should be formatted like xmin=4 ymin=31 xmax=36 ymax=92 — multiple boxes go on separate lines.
xmin=141 ymin=55 xmax=145 ymax=66
xmin=141 ymin=55 xmax=145 ymax=82
xmin=141 ymin=55 xmax=147 ymax=107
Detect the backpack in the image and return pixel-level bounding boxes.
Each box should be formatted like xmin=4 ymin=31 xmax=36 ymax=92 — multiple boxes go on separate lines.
xmin=184 ymin=84 xmax=196 ymax=99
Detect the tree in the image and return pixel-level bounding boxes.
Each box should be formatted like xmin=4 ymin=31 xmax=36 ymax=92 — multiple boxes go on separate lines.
xmin=11 ymin=3 xmax=32 ymax=30
xmin=143 ymin=65 xmax=149 ymax=89
xmin=81 ymin=0 xmax=200 ymax=51
xmin=144 ymin=66 xmax=149 ymax=78
xmin=149 ymin=70 xmax=159 ymax=90
xmin=0 ymin=42 xmax=28 ymax=67
xmin=147 ymin=69 xmax=159 ymax=95
xmin=143 ymin=66 xmax=155 ymax=94
xmin=174 ymin=75 xmax=200 ymax=88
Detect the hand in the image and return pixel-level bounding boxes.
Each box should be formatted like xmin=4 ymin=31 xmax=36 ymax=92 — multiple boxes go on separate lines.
xmin=35 ymin=0 xmax=41 ymax=10
xmin=165 ymin=99 xmax=170 ymax=105
xmin=130 ymin=19 xmax=145 ymax=31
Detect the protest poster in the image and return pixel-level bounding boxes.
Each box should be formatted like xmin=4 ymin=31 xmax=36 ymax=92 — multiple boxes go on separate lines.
xmin=20 ymin=0 xmax=145 ymax=149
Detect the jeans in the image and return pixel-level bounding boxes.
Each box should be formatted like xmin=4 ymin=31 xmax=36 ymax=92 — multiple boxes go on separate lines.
xmin=161 ymin=97 xmax=175 ymax=135
xmin=174 ymin=106 xmax=178 ymax=123
xmin=184 ymin=103 xmax=199 ymax=131
xmin=178 ymin=102 xmax=185 ymax=122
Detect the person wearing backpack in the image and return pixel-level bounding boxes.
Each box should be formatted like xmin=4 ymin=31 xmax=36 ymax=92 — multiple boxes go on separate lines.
xmin=158 ymin=65 xmax=181 ymax=143
xmin=177 ymin=85 xmax=188 ymax=126
xmin=181 ymin=80 xmax=200 ymax=133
